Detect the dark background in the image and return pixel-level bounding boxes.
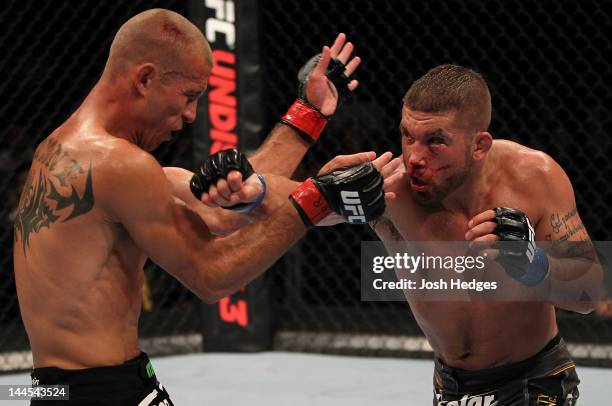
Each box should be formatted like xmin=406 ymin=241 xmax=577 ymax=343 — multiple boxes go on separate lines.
xmin=0 ymin=0 xmax=610 ymax=370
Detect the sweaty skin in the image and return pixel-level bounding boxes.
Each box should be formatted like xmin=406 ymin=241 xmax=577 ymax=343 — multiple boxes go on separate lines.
xmin=14 ymin=131 xmax=378 ymax=371
xmin=372 ymin=109 xmax=593 ymax=370
xmin=12 ymin=121 xmax=310 ymax=369
xmin=14 ymin=128 xmax=146 ymax=369
xmin=13 ymin=127 xmax=392 ymax=371
xmin=12 ymin=9 xmax=308 ymax=370
xmin=13 ymin=19 xmax=371 ymax=371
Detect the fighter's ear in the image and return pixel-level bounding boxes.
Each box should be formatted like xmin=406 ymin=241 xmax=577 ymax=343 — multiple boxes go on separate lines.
xmin=133 ymin=63 xmax=157 ymax=96
xmin=472 ymin=131 xmax=493 ymax=160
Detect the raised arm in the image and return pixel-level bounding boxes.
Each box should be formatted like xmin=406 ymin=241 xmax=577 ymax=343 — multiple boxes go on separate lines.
xmin=249 ymin=33 xmax=361 ymax=176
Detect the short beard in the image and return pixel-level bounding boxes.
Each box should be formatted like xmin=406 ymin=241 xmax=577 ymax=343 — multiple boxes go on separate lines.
xmin=411 ymin=147 xmax=474 ymax=206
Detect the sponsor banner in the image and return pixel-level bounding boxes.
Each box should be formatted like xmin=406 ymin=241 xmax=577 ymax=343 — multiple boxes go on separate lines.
xmin=189 ymin=0 xmax=263 ymax=158
xmin=189 ymin=0 xmax=270 ymax=351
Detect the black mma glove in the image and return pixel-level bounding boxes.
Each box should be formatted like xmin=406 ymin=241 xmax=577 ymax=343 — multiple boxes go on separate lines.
xmin=289 ymin=162 xmax=385 ymax=227
xmin=190 ymin=149 xmax=266 ymax=213
xmin=297 ymin=54 xmax=352 ymax=104
xmin=493 ymin=207 xmax=549 ymax=286
xmin=281 ymin=54 xmax=353 ymax=144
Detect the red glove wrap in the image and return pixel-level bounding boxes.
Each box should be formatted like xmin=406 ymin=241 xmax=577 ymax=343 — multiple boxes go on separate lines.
xmin=281 ymin=100 xmax=328 ymax=143
xmin=288 ymin=178 xmax=332 ymax=227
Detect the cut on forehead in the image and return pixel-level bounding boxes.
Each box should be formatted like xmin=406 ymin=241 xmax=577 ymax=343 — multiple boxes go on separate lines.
xmin=107 ymin=8 xmax=212 ymax=74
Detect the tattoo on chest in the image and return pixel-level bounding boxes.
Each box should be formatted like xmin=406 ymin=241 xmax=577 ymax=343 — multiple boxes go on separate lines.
xmin=13 ymin=138 xmax=95 ymax=254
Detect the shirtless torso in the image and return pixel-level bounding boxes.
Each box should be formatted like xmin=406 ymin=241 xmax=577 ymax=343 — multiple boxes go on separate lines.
xmin=373 ymin=140 xmax=588 ymax=370
xmin=12 ymin=18 xmax=376 ymax=377
xmin=14 ymin=126 xmax=147 ymax=369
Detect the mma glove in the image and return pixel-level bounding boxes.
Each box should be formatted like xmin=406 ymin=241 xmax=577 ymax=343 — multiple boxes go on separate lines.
xmin=281 ymin=54 xmax=353 ymax=144
xmin=190 ymin=149 xmax=266 ymax=214
xmin=492 ymin=207 xmax=549 ymax=286
xmin=289 ymin=162 xmax=385 ymax=227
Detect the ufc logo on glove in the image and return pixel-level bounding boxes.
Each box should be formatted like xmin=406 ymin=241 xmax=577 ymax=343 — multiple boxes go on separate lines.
xmin=340 ymin=191 xmax=366 ymax=223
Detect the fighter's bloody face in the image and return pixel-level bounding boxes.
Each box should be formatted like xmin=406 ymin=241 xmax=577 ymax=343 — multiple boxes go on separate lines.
xmin=400 ymin=107 xmax=473 ymax=205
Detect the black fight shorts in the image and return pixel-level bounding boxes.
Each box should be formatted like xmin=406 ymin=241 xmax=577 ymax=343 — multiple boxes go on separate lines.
xmin=433 ymin=334 xmax=579 ymax=406
xmin=30 ymin=352 xmax=173 ymax=405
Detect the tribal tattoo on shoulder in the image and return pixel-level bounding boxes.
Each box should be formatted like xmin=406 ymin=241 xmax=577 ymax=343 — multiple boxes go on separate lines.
xmin=14 ymin=137 xmax=94 ymax=254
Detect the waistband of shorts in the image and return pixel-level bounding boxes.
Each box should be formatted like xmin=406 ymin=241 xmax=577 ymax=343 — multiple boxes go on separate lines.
xmin=31 ymin=351 xmax=155 ymax=385
xmin=434 ymin=333 xmax=570 ymax=392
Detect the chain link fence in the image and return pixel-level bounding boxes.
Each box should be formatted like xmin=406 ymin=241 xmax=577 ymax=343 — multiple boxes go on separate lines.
xmin=260 ymin=0 xmax=612 ymax=365
xmin=1 ymin=0 xmax=611 ymax=372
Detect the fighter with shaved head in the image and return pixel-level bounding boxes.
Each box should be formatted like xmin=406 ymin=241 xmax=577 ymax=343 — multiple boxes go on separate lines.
xmin=13 ymin=9 xmax=398 ymax=405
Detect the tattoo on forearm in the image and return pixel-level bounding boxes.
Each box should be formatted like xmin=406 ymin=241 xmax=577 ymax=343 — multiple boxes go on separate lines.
xmin=14 ymin=137 xmax=95 ymax=254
